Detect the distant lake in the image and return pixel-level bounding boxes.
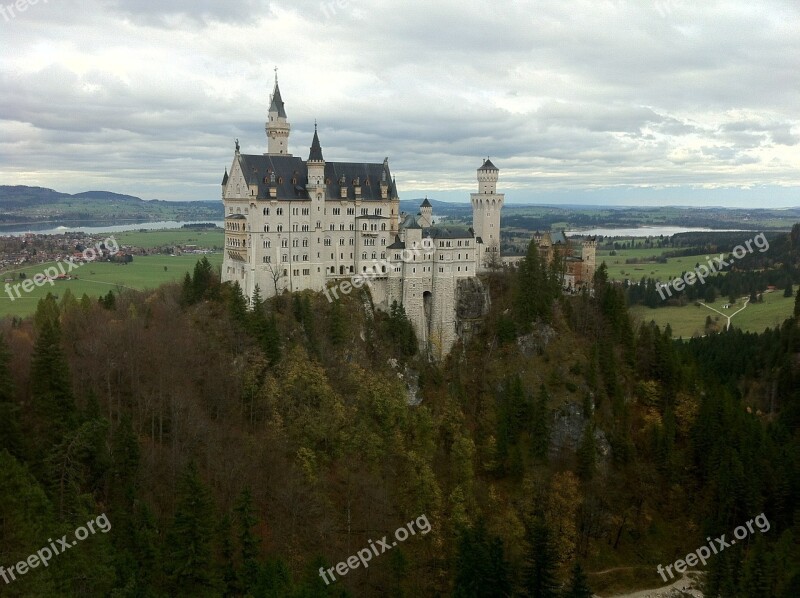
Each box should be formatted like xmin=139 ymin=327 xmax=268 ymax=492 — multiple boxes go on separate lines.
xmin=565 ymin=226 xmax=750 ymax=237
xmin=0 ymin=220 xmax=225 ymax=236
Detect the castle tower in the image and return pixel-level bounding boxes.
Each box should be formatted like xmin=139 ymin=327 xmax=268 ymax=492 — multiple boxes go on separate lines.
xmin=581 ymin=237 xmax=597 ymax=286
xmin=419 ymin=197 xmax=433 ymax=228
xmin=470 ymin=158 xmax=504 ymax=271
xmin=265 ymin=74 xmax=291 ymax=155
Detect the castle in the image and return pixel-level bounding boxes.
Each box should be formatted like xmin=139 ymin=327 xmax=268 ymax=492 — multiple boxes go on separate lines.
xmin=533 ymin=230 xmax=597 ymax=290
xmin=221 ymin=78 xmax=502 ymax=357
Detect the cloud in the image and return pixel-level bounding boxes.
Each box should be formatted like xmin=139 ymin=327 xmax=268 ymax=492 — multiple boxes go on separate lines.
xmin=0 ymin=0 xmax=798 ymax=205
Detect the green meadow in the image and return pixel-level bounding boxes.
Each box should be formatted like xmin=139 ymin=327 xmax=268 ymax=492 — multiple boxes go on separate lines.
xmin=630 ymin=288 xmax=796 ymax=338
xmin=597 ymin=247 xmax=719 ymax=283
xmin=114 ymin=229 xmax=224 ymax=249
xmin=0 ymin=253 xmax=223 ymax=318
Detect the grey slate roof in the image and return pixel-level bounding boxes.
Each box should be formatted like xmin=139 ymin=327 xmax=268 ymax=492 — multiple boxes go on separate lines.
xmin=222 ymin=169 xmax=229 ymax=185
xmin=424 ymin=226 xmax=474 ymax=240
xmin=269 ymin=82 xmax=287 ymax=118
xmin=550 ymin=230 xmax=567 ymax=244
xmin=236 ymin=154 xmax=397 ymax=201
xmin=387 ymin=235 xmax=405 ymax=250
xmin=309 ymin=126 xmax=324 ymax=161
xmin=420 ymin=197 xmax=432 ymax=208
xmin=478 ymin=158 xmax=498 ymax=171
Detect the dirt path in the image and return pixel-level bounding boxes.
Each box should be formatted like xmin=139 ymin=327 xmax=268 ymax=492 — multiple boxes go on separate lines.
xmin=598 ymin=572 xmax=703 ymax=597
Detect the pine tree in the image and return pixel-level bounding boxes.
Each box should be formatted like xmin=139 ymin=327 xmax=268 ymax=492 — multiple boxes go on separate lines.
xmin=454 ymin=521 xmax=512 ymax=597
xmin=235 ymin=486 xmax=261 ymax=593
xmin=0 ymin=333 xmax=22 ymax=457
xmin=562 ymin=562 xmax=592 ymax=598
xmin=523 ymin=518 xmax=560 ymax=598
xmin=531 ymin=384 xmax=551 ymax=462
xmin=30 ymin=308 xmax=76 ymax=444
xmin=576 ymin=423 xmax=596 ymax=481
xmin=165 ymin=462 xmax=218 ymax=597
xmin=795 ymin=285 xmax=800 ymax=317
xmin=329 ymin=299 xmax=345 ymax=346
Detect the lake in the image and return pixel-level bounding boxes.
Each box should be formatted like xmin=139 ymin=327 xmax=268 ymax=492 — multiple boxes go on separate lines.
xmin=565 ymin=226 xmax=750 ymax=237
xmin=0 ymin=220 xmax=225 ymax=236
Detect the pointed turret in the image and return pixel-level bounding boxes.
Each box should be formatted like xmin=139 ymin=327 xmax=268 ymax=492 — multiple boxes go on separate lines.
xmin=308 ymin=123 xmax=324 ymax=161
xmin=269 ymin=79 xmax=287 ymax=118
xmin=265 ymin=71 xmax=291 ymax=155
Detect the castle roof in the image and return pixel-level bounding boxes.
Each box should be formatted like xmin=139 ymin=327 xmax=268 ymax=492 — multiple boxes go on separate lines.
xmin=550 ymin=230 xmax=567 ymax=245
xmin=236 ymin=153 xmax=397 ymax=201
xmin=387 ymin=235 xmax=405 ymax=250
xmin=424 ymin=226 xmax=473 ymax=240
xmin=308 ymin=125 xmax=324 ymax=161
xmin=420 ymin=197 xmax=432 ymax=208
xmin=222 ymin=169 xmax=228 ymax=185
xmin=269 ymin=81 xmax=287 ymax=118
xmin=478 ymin=158 xmax=498 ymax=171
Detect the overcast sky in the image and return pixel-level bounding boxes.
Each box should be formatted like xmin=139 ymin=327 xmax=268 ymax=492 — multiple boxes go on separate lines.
xmin=1 ymin=0 xmax=799 ymax=206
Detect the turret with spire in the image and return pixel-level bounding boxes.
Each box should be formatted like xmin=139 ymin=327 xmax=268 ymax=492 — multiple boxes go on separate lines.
xmin=307 ymin=122 xmax=325 ymax=187
xmin=265 ymin=68 xmax=291 ymax=155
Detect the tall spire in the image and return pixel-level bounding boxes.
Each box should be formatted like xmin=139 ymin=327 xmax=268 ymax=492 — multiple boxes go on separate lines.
xmin=309 ymin=121 xmax=324 ymax=161
xmin=269 ymin=68 xmax=287 ymax=119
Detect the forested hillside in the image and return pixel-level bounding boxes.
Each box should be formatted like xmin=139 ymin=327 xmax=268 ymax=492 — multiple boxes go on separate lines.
xmin=1 ymin=244 xmax=798 ymax=597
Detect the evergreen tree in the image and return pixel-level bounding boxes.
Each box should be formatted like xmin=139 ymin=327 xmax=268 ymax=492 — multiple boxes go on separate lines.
xmin=329 ymin=299 xmax=345 ymax=346
xmin=165 ymin=462 xmax=218 ymax=597
xmin=454 ymin=521 xmax=512 ymax=597
xmin=235 ymin=486 xmax=261 ymax=593
xmin=0 ymin=333 xmax=22 ymax=457
xmin=523 ymin=518 xmax=560 ymax=598
xmin=228 ymin=281 xmax=248 ymax=326
xmin=576 ymin=423 xmax=596 ymax=481
xmin=30 ymin=305 xmax=76 ymax=445
xmin=562 ymin=561 xmax=592 ymax=598
xmin=795 ymin=285 xmax=800 ymax=317
xmin=531 ymin=384 xmax=551 ymax=462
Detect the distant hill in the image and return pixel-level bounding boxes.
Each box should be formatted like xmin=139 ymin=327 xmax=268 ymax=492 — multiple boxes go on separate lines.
xmin=0 ymin=185 xmax=223 ymax=225
xmin=400 ymin=198 xmax=471 ymax=217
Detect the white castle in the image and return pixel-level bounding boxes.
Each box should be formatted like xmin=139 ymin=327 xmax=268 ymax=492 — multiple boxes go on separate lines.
xmin=221 ymin=78 xmax=503 ymax=357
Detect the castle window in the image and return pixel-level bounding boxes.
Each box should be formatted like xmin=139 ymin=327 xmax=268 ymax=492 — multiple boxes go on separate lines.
xmin=264 ymin=208 xmax=269 ymax=215
xmin=362 ymin=253 xmax=367 ymax=259
xmin=381 ymin=223 xmax=386 ymax=230
xmin=347 ymin=208 xmax=355 ymax=215
xmin=340 ymin=239 xmax=345 ymax=246
xmin=282 ymin=254 xmax=288 ymax=262
xmin=362 ymin=224 xmax=368 ymax=230
xmin=330 ymin=224 xmax=335 ymax=231
xmin=277 ymin=225 xmax=283 ymax=232
xmin=276 ymin=208 xmax=283 ymax=215
xmin=361 ymin=208 xmax=368 ymax=215
xmin=340 ymin=224 xmax=345 ymax=231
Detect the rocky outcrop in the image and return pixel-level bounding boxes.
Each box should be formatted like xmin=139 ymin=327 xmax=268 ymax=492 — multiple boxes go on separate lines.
xmin=455 ymin=277 xmax=490 ymax=345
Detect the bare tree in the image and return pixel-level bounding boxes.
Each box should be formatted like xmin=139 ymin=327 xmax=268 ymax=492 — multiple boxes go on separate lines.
xmin=264 ymin=261 xmax=287 ymax=311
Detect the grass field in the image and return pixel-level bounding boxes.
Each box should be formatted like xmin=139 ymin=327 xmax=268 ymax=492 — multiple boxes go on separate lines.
xmin=630 ymin=288 xmax=796 ymax=338
xmin=115 ymin=229 xmax=224 ymax=249
xmin=0 ymin=253 xmax=223 ymax=318
xmin=598 ymin=247 xmax=721 ymax=283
